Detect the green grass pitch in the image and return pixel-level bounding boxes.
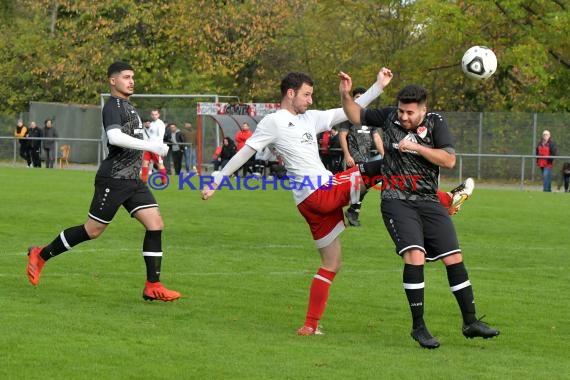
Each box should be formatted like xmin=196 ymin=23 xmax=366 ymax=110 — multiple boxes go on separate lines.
xmin=0 ymin=167 xmax=568 ymax=379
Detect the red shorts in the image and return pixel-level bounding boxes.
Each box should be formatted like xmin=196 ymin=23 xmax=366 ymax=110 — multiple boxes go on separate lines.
xmin=143 ymin=151 xmax=163 ymax=165
xmin=297 ymin=166 xmax=361 ymax=248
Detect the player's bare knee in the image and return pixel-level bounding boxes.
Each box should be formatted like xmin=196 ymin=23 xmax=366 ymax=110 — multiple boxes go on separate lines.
xmin=145 ymin=219 xmax=164 ymax=230
xmin=332 ymin=262 xmax=342 ymax=273
xmin=403 ymin=249 xmax=425 ymax=265
xmin=442 ymin=252 xmax=463 ymax=266
xmin=84 ymin=222 xmax=106 ymax=239
xmin=322 ymin=262 xmax=341 ymax=273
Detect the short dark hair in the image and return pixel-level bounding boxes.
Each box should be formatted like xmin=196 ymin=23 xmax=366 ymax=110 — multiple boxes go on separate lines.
xmin=280 ymin=72 xmax=313 ymax=97
xmin=352 ymin=87 xmax=367 ymax=97
xmin=396 ymin=84 xmax=427 ymax=105
xmin=107 ymin=61 xmax=134 ymax=78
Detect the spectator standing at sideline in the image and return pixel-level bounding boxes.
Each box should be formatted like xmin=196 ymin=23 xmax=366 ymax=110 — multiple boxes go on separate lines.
xmin=235 ymin=122 xmax=253 ymax=176
xmin=213 ymin=136 xmax=237 ymax=171
xmin=562 ymin=162 xmax=570 ymax=193
xmin=14 ymin=119 xmax=31 ymax=167
xmin=536 ymin=130 xmax=557 ymax=192
xmin=166 ymin=123 xmax=186 ymax=175
xmin=317 ymin=129 xmax=331 ymax=170
xmin=327 ymin=126 xmax=342 ymax=174
xmin=42 ymin=118 xmax=58 ymax=169
xmin=26 ymin=61 xmax=180 ymax=302
xmin=28 ymin=121 xmax=43 ymax=168
xmin=182 ymin=122 xmax=198 ymax=173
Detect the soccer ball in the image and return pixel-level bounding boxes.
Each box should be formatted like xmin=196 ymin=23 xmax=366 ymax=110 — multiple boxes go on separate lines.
xmin=461 ymin=46 xmax=497 ymax=80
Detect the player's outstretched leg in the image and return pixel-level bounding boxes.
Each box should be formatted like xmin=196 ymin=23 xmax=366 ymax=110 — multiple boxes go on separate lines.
xmin=450 ymin=177 xmax=474 ymax=210
xmin=26 ymin=225 xmax=92 ymax=286
xmin=438 ymin=177 xmax=475 ymax=215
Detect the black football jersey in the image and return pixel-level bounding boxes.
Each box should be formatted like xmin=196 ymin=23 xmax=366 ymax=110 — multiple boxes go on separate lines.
xmin=98 ymin=96 xmax=144 ymax=179
xmin=338 ymin=120 xmax=378 ymax=162
xmin=362 ymin=106 xmax=455 ymax=201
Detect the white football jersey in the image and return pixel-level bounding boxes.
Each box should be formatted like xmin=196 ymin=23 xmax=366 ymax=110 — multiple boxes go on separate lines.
xmin=143 ymin=119 xmax=166 ymax=143
xmin=246 ymin=108 xmax=347 ymax=204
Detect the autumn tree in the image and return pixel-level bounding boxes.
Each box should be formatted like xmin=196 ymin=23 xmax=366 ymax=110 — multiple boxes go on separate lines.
xmin=0 ymin=0 xmax=568 ymax=115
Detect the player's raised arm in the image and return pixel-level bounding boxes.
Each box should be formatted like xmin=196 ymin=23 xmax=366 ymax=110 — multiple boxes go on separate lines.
xmin=339 ymin=68 xmax=393 ymax=126
xmin=376 ymin=67 xmax=393 ymax=89
xmin=339 ymin=71 xmax=362 ymax=126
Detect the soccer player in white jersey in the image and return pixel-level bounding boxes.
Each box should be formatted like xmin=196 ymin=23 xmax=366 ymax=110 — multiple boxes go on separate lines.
xmin=141 ymin=109 xmax=168 ymax=183
xmin=202 ymin=68 xmax=393 ymax=335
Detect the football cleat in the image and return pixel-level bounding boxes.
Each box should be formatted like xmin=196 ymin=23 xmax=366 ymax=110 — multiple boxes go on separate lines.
xmin=143 ymin=281 xmax=181 ymax=302
xmin=462 ymin=317 xmax=500 ymax=339
xmin=345 ymin=208 xmax=361 ymax=227
xmin=448 ymin=177 xmax=474 ymax=215
xmin=27 ymin=246 xmax=46 ymax=286
xmin=411 ymin=325 xmax=440 ymax=349
xmin=296 ymin=325 xmax=324 ymax=336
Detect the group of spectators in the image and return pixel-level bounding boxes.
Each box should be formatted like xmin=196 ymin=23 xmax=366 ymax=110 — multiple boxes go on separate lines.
xmin=14 ymin=118 xmax=59 ymax=168
xmin=211 ymin=121 xmax=286 ymax=178
xmin=14 ymin=109 xmax=567 ymax=193
xmin=14 ymin=111 xmax=198 ymax=176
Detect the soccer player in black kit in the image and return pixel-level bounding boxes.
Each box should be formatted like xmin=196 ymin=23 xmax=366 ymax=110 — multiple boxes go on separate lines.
xmin=26 ymin=61 xmax=181 ymax=302
xmin=339 ymin=71 xmax=499 ymax=349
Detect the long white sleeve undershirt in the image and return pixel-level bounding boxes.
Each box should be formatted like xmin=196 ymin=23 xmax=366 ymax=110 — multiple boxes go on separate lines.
xmin=107 ymin=128 xmax=168 ymax=156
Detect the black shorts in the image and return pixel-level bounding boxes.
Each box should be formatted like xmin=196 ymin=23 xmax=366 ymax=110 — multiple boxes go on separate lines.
xmin=381 ymin=198 xmax=460 ymax=261
xmin=88 ymin=177 xmax=158 ymax=224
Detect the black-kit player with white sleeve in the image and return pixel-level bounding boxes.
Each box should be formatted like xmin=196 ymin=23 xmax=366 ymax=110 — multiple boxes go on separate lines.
xmin=26 ymin=61 xmax=181 ymax=302
xmin=99 ymin=96 xmax=146 ymax=179
xmin=340 ymin=78 xmax=499 ymax=349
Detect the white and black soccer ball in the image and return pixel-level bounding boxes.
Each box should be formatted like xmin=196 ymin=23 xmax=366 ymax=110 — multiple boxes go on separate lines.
xmin=461 ymin=46 xmax=497 ymax=80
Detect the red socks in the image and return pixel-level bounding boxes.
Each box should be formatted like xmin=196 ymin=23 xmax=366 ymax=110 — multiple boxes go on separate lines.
xmin=141 ymin=166 xmax=150 ymax=183
xmin=159 ymin=167 xmax=167 ymax=183
xmin=141 ymin=167 xmax=167 ymax=184
xmin=437 ymin=190 xmax=452 ymax=208
xmin=304 ymin=267 xmax=336 ymax=329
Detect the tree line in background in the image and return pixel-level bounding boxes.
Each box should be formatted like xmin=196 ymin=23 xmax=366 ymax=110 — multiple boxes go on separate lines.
xmin=0 ymin=0 xmax=568 ymax=116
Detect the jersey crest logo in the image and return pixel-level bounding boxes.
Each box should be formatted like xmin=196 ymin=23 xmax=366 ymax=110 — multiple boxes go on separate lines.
xmin=417 ymin=126 xmax=427 ymax=139
xmin=301 ymin=132 xmax=314 ymax=144
xmin=404 ymin=133 xmax=418 ymax=143
xmin=288 ymin=122 xmax=295 ymax=127
xmin=398 ymin=133 xmax=419 ymax=155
